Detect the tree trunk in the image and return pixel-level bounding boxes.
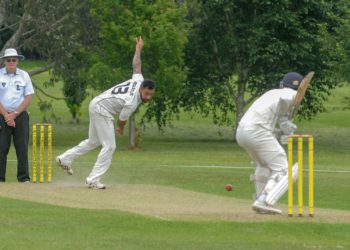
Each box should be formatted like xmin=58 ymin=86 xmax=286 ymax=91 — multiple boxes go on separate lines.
xmin=0 ymin=2 xmax=30 ymax=54
xmin=71 ymin=111 xmax=80 ymax=124
xmin=128 ymin=114 xmax=137 ymax=149
xmin=234 ymin=64 xmax=249 ymax=140
xmin=0 ymin=1 xmax=5 ymax=28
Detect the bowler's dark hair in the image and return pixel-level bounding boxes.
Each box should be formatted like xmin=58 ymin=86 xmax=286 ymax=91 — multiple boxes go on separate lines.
xmin=141 ymin=79 xmax=156 ymax=90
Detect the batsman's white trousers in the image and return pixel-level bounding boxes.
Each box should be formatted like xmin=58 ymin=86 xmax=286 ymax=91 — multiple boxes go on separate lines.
xmin=236 ymin=125 xmax=287 ymax=177
xmin=60 ymin=102 xmax=116 ymax=183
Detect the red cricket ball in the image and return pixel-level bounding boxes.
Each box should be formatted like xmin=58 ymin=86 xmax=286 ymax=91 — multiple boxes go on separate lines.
xmin=225 ymin=184 xmax=233 ymax=191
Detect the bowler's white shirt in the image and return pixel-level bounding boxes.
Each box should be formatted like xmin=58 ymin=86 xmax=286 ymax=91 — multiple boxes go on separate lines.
xmin=239 ymin=88 xmax=297 ymax=131
xmin=92 ymin=73 xmax=144 ymax=121
xmin=0 ymin=67 xmax=34 ymax=112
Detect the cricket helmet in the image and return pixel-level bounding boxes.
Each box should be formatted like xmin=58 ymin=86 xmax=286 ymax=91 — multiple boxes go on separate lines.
xmin=280 ymin=72 xmax=303 ymax=90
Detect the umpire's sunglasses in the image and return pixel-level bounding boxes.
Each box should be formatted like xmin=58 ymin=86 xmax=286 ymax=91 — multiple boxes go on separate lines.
xmin=5 ymin=58 xmax=18 ymax=63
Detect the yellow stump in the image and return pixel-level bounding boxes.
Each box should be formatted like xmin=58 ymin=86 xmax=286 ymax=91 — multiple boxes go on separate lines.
xmin=288 ymin=134 xmax=314 ymax=217
xmin=32 ymin=123 xmax=53 ymax=183
xmin=309 ymin=137 xmax=314 ymax=216
xmin=287 ymin=137 xmax=293 ymax=216
xmin=297 ymin=137 xmax=303 ymax=216
xmin=39 ymin=125 xmax=45 ymax=183
xmin=32 ymin=125 xmax=37 ymax=183
xmin=47 ymin=124 xmax=52 ymax=183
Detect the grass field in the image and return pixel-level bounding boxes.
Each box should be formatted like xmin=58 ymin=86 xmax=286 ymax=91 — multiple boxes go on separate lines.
xmin=0 ymin=61 xmax=349 ymax=249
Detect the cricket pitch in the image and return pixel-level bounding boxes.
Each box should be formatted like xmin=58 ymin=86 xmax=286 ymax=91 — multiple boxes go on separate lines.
xmin=0 ymin=183 xmax=349 ymax=223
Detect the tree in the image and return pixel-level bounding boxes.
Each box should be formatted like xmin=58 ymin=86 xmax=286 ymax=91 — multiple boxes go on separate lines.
xmin=89 ymin=0 xmax=189 ymax=147
xmin=0 ymin=0 xmax=99 ymax=122
xmin=184 ymin=0 xmax=350 ymax=137
xmin=338 ymin=8 xmax=350 ymax=109
xmin=60 ymin=51 xmax=90 ymax=123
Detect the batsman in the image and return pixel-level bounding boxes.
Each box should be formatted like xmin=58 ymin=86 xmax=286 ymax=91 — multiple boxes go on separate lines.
xmin=236 ymin=72 xmax=313 ymax=214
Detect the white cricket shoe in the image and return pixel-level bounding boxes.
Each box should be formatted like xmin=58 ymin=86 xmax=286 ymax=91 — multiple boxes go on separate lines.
xmin=252 ymin=200 xmax=282 ymax=215
xmin=56 ymin=156 xmax=73 ymax=175
xmin=86 ymin=181 xmax=106 ymax=190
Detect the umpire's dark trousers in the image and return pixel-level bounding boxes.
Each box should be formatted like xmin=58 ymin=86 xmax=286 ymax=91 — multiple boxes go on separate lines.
xmin=0 ymin=111 xmax=30 ymax=182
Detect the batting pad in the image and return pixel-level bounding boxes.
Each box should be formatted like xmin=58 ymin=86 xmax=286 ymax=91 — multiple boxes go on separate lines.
xmin=265 ymin=163 xmax=298 ymax=206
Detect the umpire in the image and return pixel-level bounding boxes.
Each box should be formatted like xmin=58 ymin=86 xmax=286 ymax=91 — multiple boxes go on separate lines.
xmin=0 ymin=48 xmax=34 ymax=182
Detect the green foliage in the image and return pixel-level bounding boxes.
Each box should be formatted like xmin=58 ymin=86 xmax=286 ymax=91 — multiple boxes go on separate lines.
xmin=59 ymin=51 xmax=90 ymax=123
xmin=337 ymin=7 xmax=350 ymax=109
xmin=341 ymin=23 xmax=350 ymax=82
xmin=3 ymin=0 xmax=349 ymax=128
xmin=86 ymin=61 xmax=117 ymax=92
xmin=38 ymin=1 xmax=99 ymax=121
xmin=184 ymin=0 xmax=350 ymax=125
xmin=1 ymin=0 xmax=99 ymax=121
xmin=89 ymin=0 xmax=189 ymax=128
xmin=26 ymin=1 xmax=99 ymax=63
xmin=37 ymin=100 xmax=54 ymax=122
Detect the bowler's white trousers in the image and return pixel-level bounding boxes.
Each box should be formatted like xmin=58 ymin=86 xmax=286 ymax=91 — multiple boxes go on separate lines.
xmin=60 ymin=100 xmax=116 ymax=184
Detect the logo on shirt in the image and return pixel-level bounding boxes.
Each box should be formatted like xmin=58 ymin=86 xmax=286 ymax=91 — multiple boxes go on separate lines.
xmin=15 ymin=81 xmax=22 ymax=91
xmin=1 ymin=82 xmax=6 ymax=87
xmin=130 ymin=81 xmax=137 ymax=96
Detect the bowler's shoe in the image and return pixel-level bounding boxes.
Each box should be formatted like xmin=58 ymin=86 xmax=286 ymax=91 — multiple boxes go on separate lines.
xmin=56 ymin=156 xmax=73 ymax=175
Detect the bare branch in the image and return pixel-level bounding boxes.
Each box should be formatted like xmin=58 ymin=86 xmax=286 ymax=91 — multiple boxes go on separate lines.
xmin=210 ymin=39 xmax=224 ymax=72
xmin=36 ymin=2 xmax=86 ymax=34
xmin=1 ymin=26 xmax=25 ymax=54
xmin=0 ymin=3 xmax=30 ymax=54
xmin=32 ymin=80 xmax=65 ymax=100
xmin=22 ymin=28 xmax=35 ymax=37
xmin=0 ymin=22 xmax=19 ymax=32
xmin=28 ymin=63 xmax=54 ymax=77
xmin=29 ymin=64 xmax=66 ymax=101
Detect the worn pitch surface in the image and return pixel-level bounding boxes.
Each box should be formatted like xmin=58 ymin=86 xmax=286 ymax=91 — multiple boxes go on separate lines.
xmin=0 ymin=183 xmax=349 ymax=223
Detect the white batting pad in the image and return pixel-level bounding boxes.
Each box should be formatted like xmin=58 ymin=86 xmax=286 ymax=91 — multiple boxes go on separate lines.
xmin=251 ymin=166 xmax=271 ymax=199
xmin=265 ymin=163 xmax=298 ymax=206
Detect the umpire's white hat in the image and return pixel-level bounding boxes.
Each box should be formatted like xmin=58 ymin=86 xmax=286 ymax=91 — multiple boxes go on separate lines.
xmin=0 ymin=48 xmax=25 ymax=60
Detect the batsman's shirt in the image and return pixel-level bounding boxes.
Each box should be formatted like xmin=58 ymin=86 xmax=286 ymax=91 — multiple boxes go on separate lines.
xmin=91 ymin=73 xmax=144 ymax=121
xmin=238 ymin=88 xmax=296 ymax=131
